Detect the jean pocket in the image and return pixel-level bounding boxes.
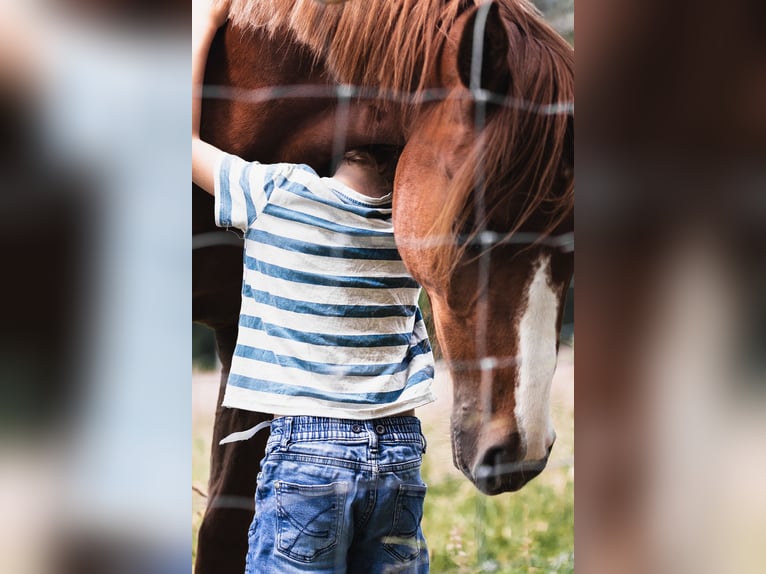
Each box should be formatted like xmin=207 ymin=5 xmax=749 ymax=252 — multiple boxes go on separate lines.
xmin=383 ymin=483 xmax=427 ymax=562
xmin=275 ymin=480 xmax=347 ymax=563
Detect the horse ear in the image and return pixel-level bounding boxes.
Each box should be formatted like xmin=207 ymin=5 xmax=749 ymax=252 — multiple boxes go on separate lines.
xmin=457 ymin=2 xmax=510 ymax=95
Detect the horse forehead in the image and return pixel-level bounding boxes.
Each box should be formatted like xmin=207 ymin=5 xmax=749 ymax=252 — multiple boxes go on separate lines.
xmin=413 ymin=109 xmax=468 ymax=159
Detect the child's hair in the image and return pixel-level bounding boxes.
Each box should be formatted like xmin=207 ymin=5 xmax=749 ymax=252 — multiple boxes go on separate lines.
xmin=342 ymin=145 xmax=402 ymax=187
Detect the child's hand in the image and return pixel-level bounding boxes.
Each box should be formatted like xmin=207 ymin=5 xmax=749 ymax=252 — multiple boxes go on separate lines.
xmin=193 ymin=0 xmax=232 ymax=31
xmin=209 ymin=0 xmax=233 ymax=29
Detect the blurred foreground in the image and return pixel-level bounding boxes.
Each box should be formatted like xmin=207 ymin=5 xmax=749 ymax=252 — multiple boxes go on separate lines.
xmin=577 ymin=0 xmax=766 ymax=572
xmin=0 ymin=1 xmax=189 ymax=573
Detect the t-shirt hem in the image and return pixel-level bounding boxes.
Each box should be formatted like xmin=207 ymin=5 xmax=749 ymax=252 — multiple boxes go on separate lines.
xmin=221 ymin=390 xmax=437 ymax=421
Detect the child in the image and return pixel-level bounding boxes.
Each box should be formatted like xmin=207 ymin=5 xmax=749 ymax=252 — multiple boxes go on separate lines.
xmin=193 ymin=2 xmax=435 ymax=572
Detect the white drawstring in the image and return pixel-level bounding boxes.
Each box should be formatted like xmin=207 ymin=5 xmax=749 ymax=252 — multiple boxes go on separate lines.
xmin=219 ymin=420 xmax=272 ymax=445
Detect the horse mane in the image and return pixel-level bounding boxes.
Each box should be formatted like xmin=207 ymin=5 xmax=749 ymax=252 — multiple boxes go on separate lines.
xmin=226 ymin=0 xmax=465 ymax=92
xmin=429 ymin=1 xmax=574 ymax=281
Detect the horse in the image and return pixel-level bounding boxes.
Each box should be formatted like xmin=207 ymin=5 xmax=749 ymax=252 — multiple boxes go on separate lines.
xmin=193 ymin=0 xmax=572 ymax=571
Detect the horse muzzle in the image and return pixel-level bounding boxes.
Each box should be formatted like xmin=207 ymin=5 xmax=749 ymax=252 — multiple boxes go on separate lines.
xmin=472 ymin=450 xmax=551 ymax=495
xmin=459 ymin=429 xmax=554 ymax=495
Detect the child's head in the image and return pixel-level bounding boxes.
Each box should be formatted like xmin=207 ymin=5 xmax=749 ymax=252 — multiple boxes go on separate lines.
xmin=334 ymin=145 xmax=402 ymax=198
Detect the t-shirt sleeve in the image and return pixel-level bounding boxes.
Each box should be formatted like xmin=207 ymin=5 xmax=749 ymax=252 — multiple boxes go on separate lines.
xmin=213 ymin=152 xmax=273 ymax=231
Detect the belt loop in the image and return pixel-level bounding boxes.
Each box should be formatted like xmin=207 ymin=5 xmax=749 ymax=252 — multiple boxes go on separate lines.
xmin=367 ymin=423 xmax=379 ymax=452
xmin=420 ymin=432 xmax=428 ymax=454
xmin=280 ymin=417 xmax=293 ymax=450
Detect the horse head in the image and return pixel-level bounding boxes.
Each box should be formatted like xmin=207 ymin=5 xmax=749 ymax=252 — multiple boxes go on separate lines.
xmin=394 ymin=1 xmax=574 ymax=495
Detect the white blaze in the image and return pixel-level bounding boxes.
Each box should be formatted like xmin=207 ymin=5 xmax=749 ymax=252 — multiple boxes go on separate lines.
xmin=515 ymin=254 xmax=560 ymax=460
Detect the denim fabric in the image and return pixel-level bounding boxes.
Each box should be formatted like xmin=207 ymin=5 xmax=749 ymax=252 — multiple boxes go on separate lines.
xmin=245 ymin=415 xmax=429 ymax=574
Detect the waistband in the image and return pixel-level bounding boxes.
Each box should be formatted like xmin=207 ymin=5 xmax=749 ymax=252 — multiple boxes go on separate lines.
xmin=270 ymin=415 xmax=423 ymax=443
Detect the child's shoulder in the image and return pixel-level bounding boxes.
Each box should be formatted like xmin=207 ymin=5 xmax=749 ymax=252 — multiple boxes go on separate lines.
xmin=230 ymin=158 xmax=319 ymax=180
xmin=266 ymin=162 xmax=321 ymax=187
xmin=274 ymin=162 xmax=319 ymax=178
xmin=269 ymin=163 xmax=339 ymax=203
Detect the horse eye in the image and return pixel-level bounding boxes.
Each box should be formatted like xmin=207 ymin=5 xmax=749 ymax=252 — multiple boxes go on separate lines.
xmin=455 ymin=229 xmax=486 ymax=256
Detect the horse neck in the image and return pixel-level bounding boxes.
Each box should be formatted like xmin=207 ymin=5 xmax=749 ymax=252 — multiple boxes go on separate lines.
xmin=200 ymin=25 xmax=332 ymax=161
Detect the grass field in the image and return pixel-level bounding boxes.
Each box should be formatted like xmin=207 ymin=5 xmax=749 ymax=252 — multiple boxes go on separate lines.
xmin=192 ymin=347 xmax=573 ymax=573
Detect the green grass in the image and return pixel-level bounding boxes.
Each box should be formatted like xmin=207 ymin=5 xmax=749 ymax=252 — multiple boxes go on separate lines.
xmin=421 ymin=459 xmax=573 ymax=573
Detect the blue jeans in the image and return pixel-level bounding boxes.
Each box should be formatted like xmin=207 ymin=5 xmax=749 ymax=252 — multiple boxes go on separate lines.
xmin=245 ymin=415 xmax=429 ymax=574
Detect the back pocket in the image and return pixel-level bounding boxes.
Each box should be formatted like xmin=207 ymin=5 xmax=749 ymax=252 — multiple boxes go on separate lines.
xmin=275 ymin=480 xmax=347 ymax=563
xmin=383 ymin=483 xmax=427 ymax=562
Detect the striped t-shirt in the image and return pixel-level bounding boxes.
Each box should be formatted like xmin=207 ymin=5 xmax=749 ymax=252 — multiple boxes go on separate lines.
xmin=214 ymin=153 xmax=436 ymax=419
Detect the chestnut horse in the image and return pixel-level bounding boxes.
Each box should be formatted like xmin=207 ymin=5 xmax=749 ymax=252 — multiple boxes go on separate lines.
xmin=193 ymin=1 xmax=572 ymax=572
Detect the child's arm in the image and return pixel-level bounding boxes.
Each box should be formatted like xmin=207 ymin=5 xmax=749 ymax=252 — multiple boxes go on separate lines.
xmin=192 ymin=0 xmax=231 ymax=195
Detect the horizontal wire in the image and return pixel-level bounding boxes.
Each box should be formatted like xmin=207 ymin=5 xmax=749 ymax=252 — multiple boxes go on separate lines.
xmin=395 ymin=231 xmax=574 ymax=252
xmin=190 ymin=228 xmax=575 ymax=252
xmin=199 ymin=83 xmax=574 ymax=116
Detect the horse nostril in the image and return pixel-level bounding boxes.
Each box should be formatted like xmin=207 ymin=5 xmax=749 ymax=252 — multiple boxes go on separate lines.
xmin=507 ymin=431 xmax=521 ymax=458
xmin=482 ymin=445 xmax=502 ymax=468
xmin=474 ymin=432 xmax=550 ymax=494
xmin=479 ymin=432 xmax=523 ymax=469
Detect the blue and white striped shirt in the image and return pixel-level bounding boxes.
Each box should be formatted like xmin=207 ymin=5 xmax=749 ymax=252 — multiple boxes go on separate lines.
xmin=214 ymin=153 xmax=435 ymax=419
